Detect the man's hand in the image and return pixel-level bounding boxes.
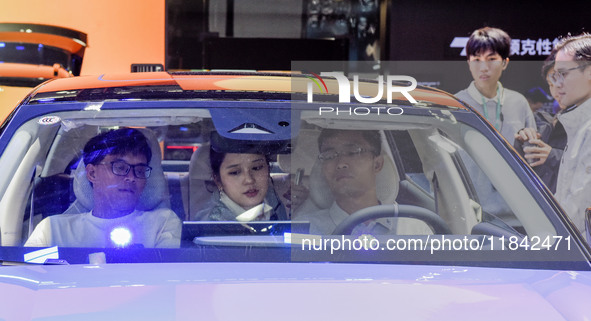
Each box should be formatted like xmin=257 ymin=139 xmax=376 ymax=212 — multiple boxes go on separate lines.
xmin=515 ymin=127 xmax=540 ymax=142
xmin=284 ymin=184 xmax=309 ymax=211
xmin=523 ymin=138 xmax=552 ymax=167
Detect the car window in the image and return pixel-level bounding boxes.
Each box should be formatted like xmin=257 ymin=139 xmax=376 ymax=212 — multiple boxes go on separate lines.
xmin=297 ymin=111 xmax=552 ymax=236
xmin=0 ymin=102 xmax=587 ymax=269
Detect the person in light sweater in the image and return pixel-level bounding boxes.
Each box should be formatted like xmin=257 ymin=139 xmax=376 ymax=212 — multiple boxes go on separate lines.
xmin=26 ymin=128 xmax=181 ymax=248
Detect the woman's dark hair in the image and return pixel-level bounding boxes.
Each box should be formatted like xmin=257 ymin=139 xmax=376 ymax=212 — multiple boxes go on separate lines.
xmin=466 ymin=27 xmax=511 ymax=59
xmin=209 ymin=145 xmax=227 ymax=181
xmin=83 ymin=128 xmax=152 ymax=166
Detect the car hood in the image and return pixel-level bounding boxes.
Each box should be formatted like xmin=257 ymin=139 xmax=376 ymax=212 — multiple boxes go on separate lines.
xmin=1 ymin=262 xmax=590 ymax=320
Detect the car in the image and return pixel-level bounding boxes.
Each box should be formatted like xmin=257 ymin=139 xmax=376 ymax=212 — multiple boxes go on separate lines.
xmin=0 ymin=69 xmax=590 ymax=319
xmin=0 ymin=23 xmax=87 ymax=123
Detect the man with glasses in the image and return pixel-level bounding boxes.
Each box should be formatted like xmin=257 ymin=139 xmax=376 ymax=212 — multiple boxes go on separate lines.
xmin=550 ymin=33 xmax=591 ymax=235
xmin=26 ymin=128 xmax=181 ymax=248
xmin=455 ymin=27 xmax=535 ymax=145
xmin=514 ymin=51 xmax=567 ymax=194
xmin=300 ymin=129 xmax=431 ymax=235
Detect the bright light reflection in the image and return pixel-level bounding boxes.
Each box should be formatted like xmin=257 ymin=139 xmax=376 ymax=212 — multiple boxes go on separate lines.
xmin=110 ymin=227 xmax=132 ymax=247
xmin=83 ymin=102 xmax=103 ymax=111
xmin=0 ymin=275 xmax=40 ymax=284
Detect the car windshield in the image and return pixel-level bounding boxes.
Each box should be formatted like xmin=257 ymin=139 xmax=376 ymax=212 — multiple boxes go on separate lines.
xmin=0 ymin=78 xmax=588 ymax=270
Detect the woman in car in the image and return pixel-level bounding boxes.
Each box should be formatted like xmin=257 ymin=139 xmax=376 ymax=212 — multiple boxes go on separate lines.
xmin=207 ymin=146 xmax=288 ymax=221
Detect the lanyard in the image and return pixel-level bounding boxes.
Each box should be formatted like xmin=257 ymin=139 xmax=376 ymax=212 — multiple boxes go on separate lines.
xmin=481 ymin=86 xmax=502 ymax=130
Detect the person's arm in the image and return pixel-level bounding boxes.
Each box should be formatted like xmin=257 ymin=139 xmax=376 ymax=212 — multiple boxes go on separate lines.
xmin=544 ymin=146 xmax=563 ymax=169
xmin=514 ymin=127 xmax=540 ymax=143
xmin=284 ymin=184 xmax=310 ymax=212
xmin=523 ymin=139 xmax=552 ymax=167
xmin=557 ymin=132 xmax=591 ymax=232
xmin=24 ymin=217 xmax=52 ymax=247
xmin=154 ymin=209 xmax=182 ymax=248
xmin=523 ymin=98 xmax=536 ymax=129
xmin=514 ymin=128 xmax=540 ymax=161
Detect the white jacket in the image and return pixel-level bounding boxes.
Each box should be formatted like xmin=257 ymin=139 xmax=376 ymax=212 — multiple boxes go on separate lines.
xmin=555 ymin=98 xmax=591 ymax=234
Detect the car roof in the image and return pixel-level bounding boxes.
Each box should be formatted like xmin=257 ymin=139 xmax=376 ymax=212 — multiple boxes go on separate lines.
xmin=23 ymin=71 xmax=468 ymax=110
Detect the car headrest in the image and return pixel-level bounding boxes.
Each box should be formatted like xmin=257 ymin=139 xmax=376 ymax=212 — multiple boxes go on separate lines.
xmin=67 ymin=128 xmax=170 ymax=213
xmin=277 ymin=129 xmax=321 ymax=175
xmin=308 ymin=153 xmax=400 ymax=209
xmin=189 ymin=143 xmax=212 ymax=181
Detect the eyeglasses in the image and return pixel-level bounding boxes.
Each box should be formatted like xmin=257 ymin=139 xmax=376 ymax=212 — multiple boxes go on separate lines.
xmin=100 ymin=160 xmax=152 ymax=179
xmin=549 ymin=63 xmax=591 ymax=85
xmin=318 ymin=146 xmax=375 ymax=162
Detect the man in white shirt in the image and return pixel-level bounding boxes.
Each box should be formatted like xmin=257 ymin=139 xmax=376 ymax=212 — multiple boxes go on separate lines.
xmin=26 ymin=128 xmax=181 ymax=248
xmin=302 ymin=129 xmax=431 ymax=235
xmin=551 ymin=33 xmax=591 ymax=236
xmin=455 ymin=27 xmax=535 ymax=145
xmin=455 ymin=27 xmax=534 ymax=227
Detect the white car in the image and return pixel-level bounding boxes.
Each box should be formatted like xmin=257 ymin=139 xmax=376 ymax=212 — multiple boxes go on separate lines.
xmin=0 ymin=70 xmax=590 ymax=320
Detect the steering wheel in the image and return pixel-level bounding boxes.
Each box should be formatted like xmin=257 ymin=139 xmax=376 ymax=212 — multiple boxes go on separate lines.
xmin=331 ymin=204 xmax=452 ymax=235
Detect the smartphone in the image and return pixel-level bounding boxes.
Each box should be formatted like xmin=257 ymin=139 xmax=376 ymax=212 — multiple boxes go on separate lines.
xmin=522 ymin=141 xmax=539 ymax=164
xmin=295 ymin=168 xmax=304 ymax=185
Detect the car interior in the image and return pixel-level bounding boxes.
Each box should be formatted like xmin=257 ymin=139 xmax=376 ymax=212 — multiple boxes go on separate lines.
xmin=0 ymin=107 xmax=560 ymax=250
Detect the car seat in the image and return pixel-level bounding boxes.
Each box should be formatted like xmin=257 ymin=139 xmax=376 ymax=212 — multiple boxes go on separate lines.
xmin=186 ymin=142 xmax=216 ymax=220
xmin=276 ymin=129 xmax=321 ymax=218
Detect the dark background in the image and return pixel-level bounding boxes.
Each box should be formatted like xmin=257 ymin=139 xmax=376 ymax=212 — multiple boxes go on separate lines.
xmin=166 ymin=0 xmax=587 ymax=67
xmin=165 ymin=0 xmax=587 ymax=95
xmin=388 ymin=0 xmax=587 ymax=60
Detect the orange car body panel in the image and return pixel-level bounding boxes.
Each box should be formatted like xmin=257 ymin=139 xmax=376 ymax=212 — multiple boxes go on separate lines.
xmin=32 ymin=72 xmax=467 ymax=110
